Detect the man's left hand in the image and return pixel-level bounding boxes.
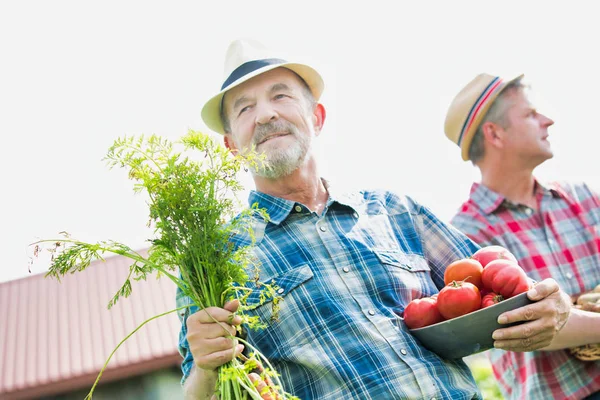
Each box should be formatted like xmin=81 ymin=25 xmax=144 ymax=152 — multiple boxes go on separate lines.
xmin=491 ymin=278 xmax=571 ymax=352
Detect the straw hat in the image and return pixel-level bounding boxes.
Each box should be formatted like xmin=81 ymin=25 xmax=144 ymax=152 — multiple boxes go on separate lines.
xmin=201 ymin=39 xmax=324 ymax=134
xmin=445 ymin=73 xmax=524 ymax=161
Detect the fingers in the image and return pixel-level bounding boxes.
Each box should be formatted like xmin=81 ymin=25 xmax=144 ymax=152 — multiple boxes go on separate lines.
xmin=527 ymin=278 xmax=559 ymax=301
xmin=186 ymin=304 xmax=244 ymax=371
xmin=249 ymin=373 xmax=277 ymax=400
xmin=492 ymin=316 xmax=555 ymax=351
xmin=499 ymin=287 xmax=569 ymax=326
xmin=192 ymin=342 xmax=245 ymax=371
xmin=494 ymin=334 xmax=553 ymax=352
xmin=187 ymin=306 xmax=242 ymax=326
xmin=224 ymin=299 xmax=240 ymax=313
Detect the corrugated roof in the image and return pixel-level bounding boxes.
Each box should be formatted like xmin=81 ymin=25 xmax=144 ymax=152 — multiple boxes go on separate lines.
xmin=0 ymin=250 xmax=182 ymax=399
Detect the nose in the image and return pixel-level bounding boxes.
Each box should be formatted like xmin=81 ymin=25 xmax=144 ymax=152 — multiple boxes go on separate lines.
xmin=540 ymin=113 xmax=554 ymax=127
xmin=255 ymin=102 xmax=278 ymax=125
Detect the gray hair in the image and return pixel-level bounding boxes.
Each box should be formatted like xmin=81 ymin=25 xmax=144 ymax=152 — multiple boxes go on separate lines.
xmin=220 ymin=69 xmax=316 ymax=134
xmin=468 ymin=78 xmax=526 ymax=164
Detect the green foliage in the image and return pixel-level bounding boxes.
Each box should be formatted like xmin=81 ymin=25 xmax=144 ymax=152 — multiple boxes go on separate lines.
xmin=468 ymin=358 xmax=504 ymax=400
xmin=32 ymin=130 xmax=296 ymax=399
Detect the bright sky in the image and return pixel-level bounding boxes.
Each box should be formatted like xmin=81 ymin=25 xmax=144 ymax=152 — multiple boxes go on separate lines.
xmin=2 ymin=1 xmax=599 ymax=283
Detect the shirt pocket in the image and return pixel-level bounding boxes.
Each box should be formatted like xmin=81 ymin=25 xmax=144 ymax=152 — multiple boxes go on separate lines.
xmin=374 ymin=250 xmax=435 ymax=306
xmin=244 ymin=264 xmax=316 ymax=357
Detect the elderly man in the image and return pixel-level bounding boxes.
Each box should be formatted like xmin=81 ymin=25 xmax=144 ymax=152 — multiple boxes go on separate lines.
xmin=177 ymin=40 xmax=571 ymax=400
xmin=446 ymin=74 xmax=600 ymax=400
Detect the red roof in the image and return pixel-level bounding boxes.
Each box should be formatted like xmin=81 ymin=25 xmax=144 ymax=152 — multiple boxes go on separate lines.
xmin=0 ymin=251 xmax=182 ymax=399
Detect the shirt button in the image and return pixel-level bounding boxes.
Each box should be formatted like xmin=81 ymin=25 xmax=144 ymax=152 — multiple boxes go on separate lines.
xmin=294 ymin=205 xmax=302 ymax=212
xmin=400 ymin=349 xmax=407 ymax=355
xmin=368 ymin=309 xmax=375 ymax=316
xmin=342 ymin=267 xmax=350 ymax=273
xmin=525 ymin=208 xmax=533 ymax=216
xmin=566 ymin=272 xmax=573 ymax=279
xmin=277 ymin=288 xmax=284 ymax=294
xmin=319 ymin=225 xmax=327 ymax=232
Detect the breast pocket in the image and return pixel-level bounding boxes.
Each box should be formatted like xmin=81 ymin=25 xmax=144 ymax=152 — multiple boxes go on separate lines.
xmin=243 ymin=264 xmax=315 ymax=358
xmin=374 ymin=250 xmax=435 ymax=305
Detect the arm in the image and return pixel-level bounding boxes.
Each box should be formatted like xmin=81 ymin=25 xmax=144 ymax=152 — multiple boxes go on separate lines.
xmin=540 ymin=307 xmax=600 ymax=351
xmin=413 ymin=199 xmax=481 ymax=289
xmin=183 ymin=367 xmax=219 ymax=400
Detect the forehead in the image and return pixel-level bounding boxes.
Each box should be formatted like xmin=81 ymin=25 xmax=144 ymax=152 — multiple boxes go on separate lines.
xmin=223 ymin=68 xmax=304 ymax=106
xmin=504 ymin=86 xmax=534 ymax=110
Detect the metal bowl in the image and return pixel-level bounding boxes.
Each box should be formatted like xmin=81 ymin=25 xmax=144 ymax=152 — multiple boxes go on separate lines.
xmin=409 ymin=292 xmax=533 ymax=359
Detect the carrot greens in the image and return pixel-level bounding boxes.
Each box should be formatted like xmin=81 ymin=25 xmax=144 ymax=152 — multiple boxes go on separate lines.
xmin=32 ymin=130 xmax=296 ymax=400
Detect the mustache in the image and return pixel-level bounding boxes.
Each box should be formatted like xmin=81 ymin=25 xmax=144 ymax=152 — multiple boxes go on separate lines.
xmin=252 ymin=121 xmax=297 ymax=146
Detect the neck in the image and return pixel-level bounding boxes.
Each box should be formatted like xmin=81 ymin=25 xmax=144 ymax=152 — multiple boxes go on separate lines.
xmin=479 ymin=158 xmax=538 ymax=209
xmin=253 ymin=160 xmax=328 ymax=214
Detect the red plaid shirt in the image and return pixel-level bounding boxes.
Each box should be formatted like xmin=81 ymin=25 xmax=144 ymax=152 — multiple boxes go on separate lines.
xmin=451 ymin=180 xmax=600 ymax=400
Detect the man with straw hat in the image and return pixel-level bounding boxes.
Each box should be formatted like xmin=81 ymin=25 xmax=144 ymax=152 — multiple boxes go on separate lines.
xmin=446 ymin=74 xmax=600 ymax=400
xmin=178 ymin=40 xmax=571 ymax=399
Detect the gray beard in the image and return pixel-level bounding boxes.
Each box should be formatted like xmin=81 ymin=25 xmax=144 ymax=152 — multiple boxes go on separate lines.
xmin=248 ymin=121 xmax=311 ymax=179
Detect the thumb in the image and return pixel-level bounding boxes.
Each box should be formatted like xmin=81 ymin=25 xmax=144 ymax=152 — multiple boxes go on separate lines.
xmin=224 ymin=299 xmax=240 ymax=313
xmin=527 ymin=278 xmax=559 ymax=301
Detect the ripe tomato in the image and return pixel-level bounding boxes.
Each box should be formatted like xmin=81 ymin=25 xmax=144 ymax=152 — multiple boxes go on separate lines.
xmin=481 ymin=292 xmax=504 ymax=308
xmin=481 ymin=259 xmax=531 ymax=298
xmin=403 ymin=297 xmax=444 ymax=329
xmin=471 ymin=245 xmax=517 ymax=268
xmin=444 ymin=258 xmax=484 ymax=289
xmin=437 ymin=281 xmax=481 ymax=320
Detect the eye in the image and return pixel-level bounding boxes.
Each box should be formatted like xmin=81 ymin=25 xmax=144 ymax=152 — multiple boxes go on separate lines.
xmin=274 ymin=93 xmax=288 ymax=100
xmin=238 ymin=105 xmax=251 ymax=116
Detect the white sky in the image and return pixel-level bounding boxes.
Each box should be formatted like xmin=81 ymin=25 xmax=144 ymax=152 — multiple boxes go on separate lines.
xmin=1 ymin=1 xmax=599 ymax=283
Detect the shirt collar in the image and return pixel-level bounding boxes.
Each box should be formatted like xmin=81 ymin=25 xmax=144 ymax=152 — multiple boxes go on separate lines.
xmin=469 ymin=178 xmax=562 ymax=215
xmin=247 ymin=179 xmax=364 ymax=225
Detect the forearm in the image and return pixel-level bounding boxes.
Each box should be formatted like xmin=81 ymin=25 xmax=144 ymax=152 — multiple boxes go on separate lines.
xmin=183 ymin=365 xmax=218 ymax=400
xmin=542 ymin=308 xmax=600 ymax=351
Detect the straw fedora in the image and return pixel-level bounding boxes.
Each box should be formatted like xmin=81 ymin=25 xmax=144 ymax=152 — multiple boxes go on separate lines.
xmin=445 ymin=73 xmax=524 ymax=161
xmin=201 ymin=39 xmax=325 ymax=135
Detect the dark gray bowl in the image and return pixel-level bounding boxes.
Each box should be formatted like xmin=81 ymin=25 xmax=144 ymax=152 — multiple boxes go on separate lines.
xmin=409 ymin=292 xmax=533 ymax=359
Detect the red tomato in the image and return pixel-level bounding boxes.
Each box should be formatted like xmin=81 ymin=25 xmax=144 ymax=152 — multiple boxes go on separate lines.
xmin=444 ymin=258 xmax=484 ymax=289
xmin=471 ymin=245 xmax=518 ymax=268
xmin=481 ymin=292 xmax=504 ymax=308
xmin=403 ymin=297 xmax=444 ymax=329
xmin=481 ymin=259 xmax=531 ymax=298
xmin=437 ymin=281 xmax=481 ymax=320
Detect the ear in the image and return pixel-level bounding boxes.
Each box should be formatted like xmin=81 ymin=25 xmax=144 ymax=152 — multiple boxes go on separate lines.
xmin=312 ymin=103 xmax=326 ymax=136
xmin=481 ymin=121 xmax=505 ymax=150
xmin=223 ymin=135 xmax=239 ymax=156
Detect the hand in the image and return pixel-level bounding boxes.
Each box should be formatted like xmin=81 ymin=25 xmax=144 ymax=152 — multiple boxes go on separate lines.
xmin=187 ymin=299 xmax=244 ymax=371
xmin=248 ymin=370 xmax=282 ymax=400
xmin=207 ymin=364 xmax=282 ymax=400
xmin=491 ymin=278 xmax=571 ymax=351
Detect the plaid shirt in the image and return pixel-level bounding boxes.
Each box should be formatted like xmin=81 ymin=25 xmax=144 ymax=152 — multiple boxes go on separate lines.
xmin=177 ymin=185 xmax=483 ymax=400
xmin=451 ymin=180 xmax=600 ymax=400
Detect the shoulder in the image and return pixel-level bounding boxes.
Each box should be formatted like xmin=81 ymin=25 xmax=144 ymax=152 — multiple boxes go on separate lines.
xmin=551 ymin=180 xmax=597 ymax=197
xmin=450 ymin=198 xmax=500 ymax=242
xmin=358 ymin=188 xmax=423 ymax=215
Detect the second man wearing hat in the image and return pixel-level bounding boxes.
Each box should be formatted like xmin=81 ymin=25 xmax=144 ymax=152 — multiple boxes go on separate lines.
xmin=445 ymin=74 xmax=600 ymax=400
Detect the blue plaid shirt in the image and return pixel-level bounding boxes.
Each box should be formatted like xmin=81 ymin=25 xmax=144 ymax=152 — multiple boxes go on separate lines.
xmin=177 ymin=185 xmax=482 ymax=399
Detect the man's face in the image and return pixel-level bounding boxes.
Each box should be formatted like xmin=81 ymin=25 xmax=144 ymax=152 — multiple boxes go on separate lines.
xmin=222 ymin=68 xmax=318 ymax=179
xmin=502 ymin=88 xmax=555 ymax=164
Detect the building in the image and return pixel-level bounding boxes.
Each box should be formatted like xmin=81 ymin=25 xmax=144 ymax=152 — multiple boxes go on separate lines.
xmin=0 ymin=251 xmax=184 ymax=399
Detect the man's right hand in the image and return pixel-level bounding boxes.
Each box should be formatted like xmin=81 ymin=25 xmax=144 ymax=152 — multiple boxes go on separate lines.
xmin=186 ymin=299 xmax=244 ymax=371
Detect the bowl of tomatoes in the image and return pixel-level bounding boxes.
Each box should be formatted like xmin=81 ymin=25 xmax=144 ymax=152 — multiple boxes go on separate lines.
xmin=404 ymin=246 xmax=535 ymax=359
